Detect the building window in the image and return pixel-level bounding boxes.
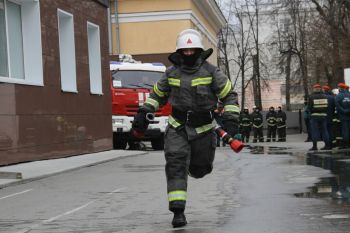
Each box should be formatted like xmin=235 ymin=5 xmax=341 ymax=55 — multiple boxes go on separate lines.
xmin=58 ymin=9 xmax=77 ymax=93
xmin=0 ymin=0 xmax=43 ymax=85
xmin=87 ymin=22 xmax=103 ymax=95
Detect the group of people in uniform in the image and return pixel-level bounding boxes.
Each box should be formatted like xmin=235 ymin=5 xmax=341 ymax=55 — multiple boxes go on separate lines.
xmin=238 ymin=106 xmax=287 ymax=143
xmin=215 ymin=105 xmax=288 ymax=146
xmin=305 ymin=83 xmax=350 ymax=151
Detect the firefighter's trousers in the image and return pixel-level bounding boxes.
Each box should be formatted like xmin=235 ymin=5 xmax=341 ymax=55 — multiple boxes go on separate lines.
xmin=240 ymin=127 xmax=251 ymax=143
xmin=277 ymin=126 xmax=286 ymax=141
xmin=253 ymin=126 xmax=264 ymax=142
xmin=266 ymin=126 xmax=277 ymax=142
xmin=164 ymin=126 xmax=216 ymax=212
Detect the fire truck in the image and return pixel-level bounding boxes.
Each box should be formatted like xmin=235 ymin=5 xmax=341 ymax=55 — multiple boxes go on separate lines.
xmin=110 ymin=55 xmax=171 ymax=150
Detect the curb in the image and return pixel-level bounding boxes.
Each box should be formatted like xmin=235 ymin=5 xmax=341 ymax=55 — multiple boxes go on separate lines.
xmin=0 ymin=151 xmax=148 ymax=189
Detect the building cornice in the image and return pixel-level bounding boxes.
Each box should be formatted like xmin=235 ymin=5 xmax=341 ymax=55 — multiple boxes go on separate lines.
xmin=113 ymin=10 xmax=218 ymax=46
xmin=193 ymin=0 xmax=227 ymax=30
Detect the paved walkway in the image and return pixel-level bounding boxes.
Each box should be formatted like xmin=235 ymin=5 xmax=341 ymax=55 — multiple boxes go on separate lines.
xmin=0 ymin=150 xmax=146 ymax=188
xmin=0 ymin=133 xmax=346 ymax=189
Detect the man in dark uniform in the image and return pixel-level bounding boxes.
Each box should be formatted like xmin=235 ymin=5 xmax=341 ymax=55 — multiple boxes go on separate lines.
xmin=132 ymin=29 xmax=240 ymax=228
xmin=266 ymin=106 xmax=277 ymax=142
xmin=335 ymin=83 xmax=350 ymax=148
xmin=276 ymin=106 xmax=287 ymax=142
xmin=331 ymin=89 xmax=343 ymax=147
xmin=308 ymin=84 xmax=332 ymax=150
xmin=322 ymin=85 xmax=335 ymax=146
xmin=251 ymin=106 xmax=264 ymax=142
xmin=239 ymin=107 xmax=252 ymax=143
xmin=303 ymin=100 xmax=311 ymax=142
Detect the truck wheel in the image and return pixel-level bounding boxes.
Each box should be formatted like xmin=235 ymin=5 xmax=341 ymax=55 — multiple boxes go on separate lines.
xmin=113 ymin=134 xmax=127 ymax=149
xmin=151 ymin=136 xmax=164 ymax=150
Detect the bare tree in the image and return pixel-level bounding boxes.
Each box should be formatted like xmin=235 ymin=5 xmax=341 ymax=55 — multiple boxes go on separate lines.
xmin=310 ymin=0 xmax=350 ymax=85
xmin=243 ymin=0 xmax=263 ymax=109
xmin=273 ymin=0 xmax=313 ymax=105
xmin=217 ymin=0 xmax=253 ymax=110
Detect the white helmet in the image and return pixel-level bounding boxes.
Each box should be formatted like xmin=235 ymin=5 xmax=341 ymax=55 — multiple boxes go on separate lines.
xmin=176 ymin=29 xmax=204 ymax=50
xmin=332 ymin=88 xmax=339 ymax=95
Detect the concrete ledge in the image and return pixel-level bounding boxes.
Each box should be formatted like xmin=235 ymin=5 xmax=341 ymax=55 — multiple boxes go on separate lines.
xmin=0 ymin=150 xmax=147 ymax=188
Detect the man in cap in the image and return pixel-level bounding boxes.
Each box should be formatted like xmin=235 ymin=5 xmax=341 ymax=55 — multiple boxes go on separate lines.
xmin=276 ymin=106 xmax=287 ymax=142
xmin=335 ymin=82 xmax=350 ymax=148
xmin=266 ymin=106 xmax=277 ymax=142
xmin=251 ymin=106 xmax=264 ymax=142
xmin=132 ymin=29 xmax=241 ymax=227
xmin=331 ymin=89 xmax=343 ymax=147
xmin=307 ymin=84 xmax=332 ymax=150
xmin=239 ymin=107 xmax=252 ymax=143
xmin=322 ymin=85 xmax=335 ymax=147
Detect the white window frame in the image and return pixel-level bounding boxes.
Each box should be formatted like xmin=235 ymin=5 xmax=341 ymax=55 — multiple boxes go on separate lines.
xmin=57 ymin=8 xmax=77 ymax=93
xmin=87 ymin=21 xmax=103 ymax=95
xmin=0 ymin=0 xmax=43 ymax=86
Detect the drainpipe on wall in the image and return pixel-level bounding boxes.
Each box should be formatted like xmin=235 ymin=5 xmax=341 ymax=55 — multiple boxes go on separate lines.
xmin=114 ymin=0 xmax=121 ymax=55
xmin=108 ymin=7 xmax=112 ymax=55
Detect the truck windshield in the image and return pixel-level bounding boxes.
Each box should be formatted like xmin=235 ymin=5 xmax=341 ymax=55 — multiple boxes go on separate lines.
xmin=112 ymin=70 xmax=164 ymax=89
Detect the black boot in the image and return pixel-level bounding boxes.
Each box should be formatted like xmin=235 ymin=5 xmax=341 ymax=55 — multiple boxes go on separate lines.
xmin=309 ymin=142 xmax=317 ymax=151
xmin=172 ymin=210 xmax=187 ymax=228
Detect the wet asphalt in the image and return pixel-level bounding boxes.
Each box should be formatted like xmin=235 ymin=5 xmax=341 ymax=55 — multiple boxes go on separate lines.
xmin=0 ymin=142 xmax=350 ymax=232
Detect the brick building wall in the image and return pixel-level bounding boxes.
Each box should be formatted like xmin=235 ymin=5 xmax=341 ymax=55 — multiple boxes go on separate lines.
xmin=0 ymin=0 xmax=112 ymax=165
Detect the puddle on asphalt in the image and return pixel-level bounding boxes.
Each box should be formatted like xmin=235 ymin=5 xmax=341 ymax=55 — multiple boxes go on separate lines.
xmin=247 ymin=145 xmax=292 ymax=155
xmin=295 ymin=151 xmax=350 ymax=205
xmin=294 ymin=176 xmax=350 ymax=205
xmin=247 ymin=146 xmax=350 ymax=206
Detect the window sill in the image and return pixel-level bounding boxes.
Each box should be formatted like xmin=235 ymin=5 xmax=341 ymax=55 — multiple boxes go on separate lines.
xmin=0 ymin=77 xmax=43 ymax=86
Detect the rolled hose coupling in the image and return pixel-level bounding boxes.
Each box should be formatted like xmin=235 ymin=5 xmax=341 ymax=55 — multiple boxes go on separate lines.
xmin=145 ymin=113 xmax=155 ymax=122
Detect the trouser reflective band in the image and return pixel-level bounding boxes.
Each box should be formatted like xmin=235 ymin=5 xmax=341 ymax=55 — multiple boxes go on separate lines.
xmin=168 ymin=190 xmax=187 ymax=202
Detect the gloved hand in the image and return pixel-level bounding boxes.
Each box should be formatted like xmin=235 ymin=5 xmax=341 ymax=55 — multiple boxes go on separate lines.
xmin=132 ymin=110 xmax=149 ymax=133
xmin=222 ymin=133 xmax=233 ymax=144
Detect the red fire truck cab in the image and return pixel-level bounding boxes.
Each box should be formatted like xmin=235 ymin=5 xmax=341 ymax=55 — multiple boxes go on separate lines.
xmin=110 ymin=56 xmax=171 ymax=150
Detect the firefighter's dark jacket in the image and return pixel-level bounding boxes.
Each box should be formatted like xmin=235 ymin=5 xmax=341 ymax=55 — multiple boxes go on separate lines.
xmin=239 ymin=112 xmax=252 ymax=128
xmin=266 ymin=111 xmax=277 ymax=126
xmin=251 ymin=111 xmax=263 ymax=128
xmin=335 ymin=90 xmax=350 ymax=120
xmin=308 ymin=91 xmax=329 ymax=118
xmin=141 ymin=48 xmax=240 ymax=135
xmin=276 ymin=110 xmax=286 ymax=127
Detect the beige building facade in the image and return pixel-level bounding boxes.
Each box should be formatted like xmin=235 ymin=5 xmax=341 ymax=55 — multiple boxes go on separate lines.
xmin=109 ymin=0 xmax=226 ymax=66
